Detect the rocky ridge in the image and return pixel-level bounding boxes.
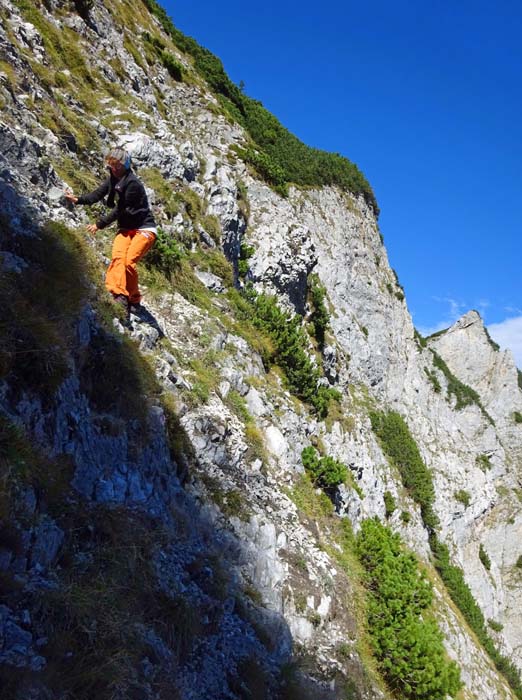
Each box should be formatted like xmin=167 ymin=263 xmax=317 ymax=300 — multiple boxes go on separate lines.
xmin=0 ymin=1 xmax=521 ymax=699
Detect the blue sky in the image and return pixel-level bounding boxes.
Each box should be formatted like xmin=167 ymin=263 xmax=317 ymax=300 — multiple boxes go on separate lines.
xmin=164 ymin=1 xmax=522 ymax=366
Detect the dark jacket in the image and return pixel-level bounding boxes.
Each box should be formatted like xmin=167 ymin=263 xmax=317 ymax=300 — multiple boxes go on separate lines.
xmin=77 ymin=170 xmax=156 ymax=231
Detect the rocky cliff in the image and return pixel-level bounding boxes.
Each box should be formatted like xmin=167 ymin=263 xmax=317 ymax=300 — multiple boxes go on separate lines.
xmin=1 ymin=1 xmax=521 ymax=699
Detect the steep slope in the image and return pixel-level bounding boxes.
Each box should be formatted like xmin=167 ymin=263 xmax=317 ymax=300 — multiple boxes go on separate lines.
xmin=0 ymin=1 xmax=521 ymax=699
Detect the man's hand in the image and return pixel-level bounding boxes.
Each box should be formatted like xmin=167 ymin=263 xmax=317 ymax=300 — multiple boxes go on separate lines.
xmin=64 ymin=189 xmax=78 ymax=204
xmin=86 ymin=223 xmax=98 ymax=235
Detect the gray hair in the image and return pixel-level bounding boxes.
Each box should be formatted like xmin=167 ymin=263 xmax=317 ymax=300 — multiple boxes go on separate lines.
xmin=105 ymin=147 xmax=131 ymax=170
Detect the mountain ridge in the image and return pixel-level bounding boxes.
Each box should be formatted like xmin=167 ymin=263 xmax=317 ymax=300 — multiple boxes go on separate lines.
xmin=0 ymin=1 xmax=521 ymax=699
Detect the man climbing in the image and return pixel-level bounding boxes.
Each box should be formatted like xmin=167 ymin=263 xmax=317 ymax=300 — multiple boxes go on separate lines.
xmin=65 ymin=147 xmax=156 ymax=315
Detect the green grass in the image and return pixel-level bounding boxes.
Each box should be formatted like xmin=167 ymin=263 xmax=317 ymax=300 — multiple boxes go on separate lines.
xmin=476 ymin=454 xmax=492 ymax=471
xmin=29 ymin=507 xmax=189 ymax=700
xmin=454 ymin=490 xmax=470 ymax=508
xmin=285 ymin=474 xmax=334 ymax=519
xmin=0 ymin=219 xmax=90 ymax=394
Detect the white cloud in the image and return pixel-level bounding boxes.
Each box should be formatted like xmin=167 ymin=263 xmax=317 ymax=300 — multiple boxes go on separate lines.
xmin=416 ymin=296 xmax=468 ymax=338
xmin=487 ymin=316 xmax=522 ymax=368
xmin=432 ymin=296 xmax=467 ymax=321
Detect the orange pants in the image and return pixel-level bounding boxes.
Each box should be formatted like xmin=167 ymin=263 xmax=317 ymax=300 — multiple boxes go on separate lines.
xmin=105 ymin=229 xmax=156 ymax=304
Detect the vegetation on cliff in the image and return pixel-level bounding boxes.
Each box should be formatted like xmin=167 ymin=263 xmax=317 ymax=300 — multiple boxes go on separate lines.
xmin=140 ymin=0 xmax=379 ymax=212
xmin=357 ymin=519 xmax=462 ymax=700
xmin=371 ymin=410 xmax=522 ymax=698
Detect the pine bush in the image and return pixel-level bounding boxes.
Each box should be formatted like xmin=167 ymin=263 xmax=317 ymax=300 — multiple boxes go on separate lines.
xmin=357 ymin=519 xmax=462 ymax=700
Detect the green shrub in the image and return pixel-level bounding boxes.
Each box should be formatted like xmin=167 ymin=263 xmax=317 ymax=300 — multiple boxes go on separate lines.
xmin=301 ymin=446 xmax=347 ymax=490
xmin=488 ymin=619 xmax=503 ymax=633
xmin=454 ymin=490 xmax=471 ymax=508
xmin=73 ymin=0 xmax=94 ymax=19
xmin=476 ymin=454 xmax=492 ymax=471
xmin=239 ymin=146 xmax=288 ymax=195
xmin=430 ymin=350 xmax=492 ymax=422
xmin=516 ymin=555 xmax=522 ymax=569
xmin=479 ymin=544 xmax=491 ymax=571
xmin=424 ymin=367 xmax=442 ymax=393
xmin=160 ymin=50 xmax=184 ymax=81
xmin=483 ymin=326 xmax=500 ymax=351
xmin=400 ymin=510 xmax=411 ymax=524
xmin=144 ymin=226 xmax=184 ymax=277
xmin=518 ymin=370 xmax=522 ymax=391
xmin=414 ymin=329 xmax=427 ymax=349
xmin=514 ymin=412 xmax=522 ymax=424
xmin=371 ymin=408 xmax=522 ymax=698
xmin=238 ymin=241 xmax=255 ymax=278
xmin=0 ymin=220 xmax=89 ymax=394
xmin=383 ymin=490 xmax=396 ymax=518
xmin=308 ymin=274 xmax=329 ymax=347
xmin=140 ymin=0 xmax=379 ymax=213
xmin=369 ymin=411 xmax=439 ymax=531
xmin=357 ymin=519 xmax=462 ymax=700
xmin=248 ymin=291 xmax=339 ymax=417
xmin=429 ymin=534 xmax=522 ymax=698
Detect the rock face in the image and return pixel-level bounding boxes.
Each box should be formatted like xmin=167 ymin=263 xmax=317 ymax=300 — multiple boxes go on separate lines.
xmin=0 ymin=1 xmax=521 ymax=699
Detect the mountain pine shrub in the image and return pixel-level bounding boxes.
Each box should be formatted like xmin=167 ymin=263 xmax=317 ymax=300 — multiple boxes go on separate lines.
xmin=371 ymin=409 xmax=522 ymax=696
xmin=144 ymin=226 xmax=184 ymax=277
xmin=238 ymin=241 xmax=255 ymax=279
xmin=160 ymin=50 xmax=184 ymax=81
xmin=476 ymin=453 xmax=492 ymax=471
xmin=301 ymin=446 xmax=347 ymax=490
xmin=369 ymin=411 xmax=439 ymax=531
xmin=308 ymin=274 xmax=330 ymax=347
xmin=414 ymin=329 xmax=428 ymax=350
xmin=424 ymin=367 xmax=442 ymax=393
xmin=247 ymin=291 xmax=340 ymax=417
xmin=357 ymin=519 xmax=462 ymax=700
xmin=140 ymin=0 xmax=378 ymax=212
xmin=454 ymin=490 xmax=471 ymax=508
xmin=479 ymin=544 xmax=491 ymax=571
xmin=430 ymin=534 xmax=522 ymax=698
xmin=488 ymin=619 xmax=503 ymax=633
xmin=430 ymin=350 xmax=493 ymax=422
xmin=483 ymin=325 xmax=500 ymax=351
xmin=383 ymin=490 xmax=396 ymax=518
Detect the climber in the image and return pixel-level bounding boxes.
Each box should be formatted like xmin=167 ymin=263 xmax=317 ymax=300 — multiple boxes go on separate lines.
xmin=64 ymin=147 xmax=156 ymax=314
